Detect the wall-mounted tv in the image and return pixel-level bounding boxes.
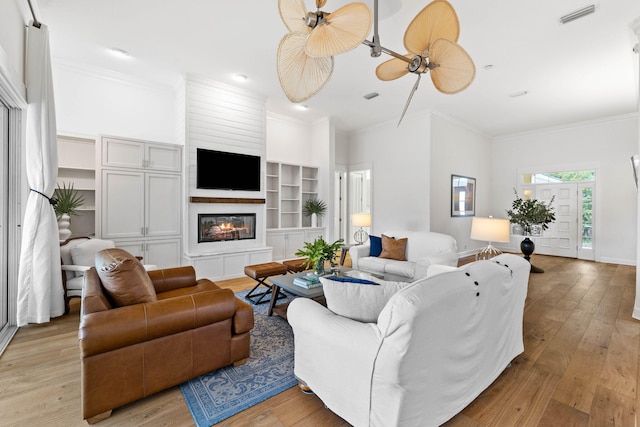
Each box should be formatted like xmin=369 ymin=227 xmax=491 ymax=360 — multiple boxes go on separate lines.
xmin=196 ymin=148 xmax=261 ymax=191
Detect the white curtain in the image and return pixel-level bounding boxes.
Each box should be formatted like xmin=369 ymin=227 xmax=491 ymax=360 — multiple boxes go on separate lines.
xmin=16 ymin=24 xmax=64 ymax=326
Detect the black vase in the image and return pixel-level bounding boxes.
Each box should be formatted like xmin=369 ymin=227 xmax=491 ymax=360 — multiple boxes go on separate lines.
xmin=520 ymin=237 xmax=535 ymax=262
xmin=520 ymin=237 xmax=544 ymax=273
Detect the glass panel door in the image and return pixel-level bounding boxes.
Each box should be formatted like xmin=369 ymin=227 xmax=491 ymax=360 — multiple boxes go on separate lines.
xmin=578 ymin=183 xmax=595 ymax=260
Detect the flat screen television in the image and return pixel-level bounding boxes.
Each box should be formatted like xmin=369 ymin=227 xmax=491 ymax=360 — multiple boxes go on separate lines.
xmin=196 ymin=148 xmax=261 ymax=191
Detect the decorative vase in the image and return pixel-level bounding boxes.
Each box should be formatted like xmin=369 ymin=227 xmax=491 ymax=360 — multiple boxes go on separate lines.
xmin=520 ymin=237 xmax=535 ymax=262
xmin=314 ymin=258 xmax=325 ymax=276
xmin=512 ymin=224 xmax=523 ymax=235
xmin=311 ymin=213 xmax=318 ymax=228
xmin=520 ymin=237 xmax=544 ymax=273
xmin=58 ymin=213 xmax=72 ymax=241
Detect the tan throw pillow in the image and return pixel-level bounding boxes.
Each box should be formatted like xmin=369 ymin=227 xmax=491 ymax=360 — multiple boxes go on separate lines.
xmin=95 ymin=248 xmax=157 ymax=307
xmin=379 ymin=234 xmax=408 ymax=261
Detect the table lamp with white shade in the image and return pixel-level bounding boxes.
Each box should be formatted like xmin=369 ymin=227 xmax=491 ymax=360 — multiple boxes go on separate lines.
xmin=352 ymin=213 xmax=371 ymax=245
xmin=470 ymin=216 xmax=510 ymax=260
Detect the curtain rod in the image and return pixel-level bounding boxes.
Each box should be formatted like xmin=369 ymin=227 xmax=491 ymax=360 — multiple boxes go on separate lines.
xmin=27 ymin=0 xmax=41 ymax=28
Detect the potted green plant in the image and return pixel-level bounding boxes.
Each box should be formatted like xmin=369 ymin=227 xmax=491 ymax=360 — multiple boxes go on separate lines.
xmin=302 ymin=198 xmax=327 ymax=228
xmin=53 ymin=183 xmax=84 ymax=241
xmin=505 ymin=188 xmax=556 ymax=235
xmin=295 ymin=236 xmax=344 ymax=275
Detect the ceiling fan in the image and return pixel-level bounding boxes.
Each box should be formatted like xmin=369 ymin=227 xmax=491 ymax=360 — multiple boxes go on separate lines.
xmin=366 ymin=0 xmax=475 ymax=125
xmin=276 ymin=0 xmax=475 ymax=125
xmin=277 ymin=0 xmax=372 ymax=102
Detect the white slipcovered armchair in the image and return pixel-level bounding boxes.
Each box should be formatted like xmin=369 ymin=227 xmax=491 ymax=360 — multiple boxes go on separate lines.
xmin=288 ymin=253 xmax=530 ymax=427
xmin=59 ymin=237 xmax=115 ymax=313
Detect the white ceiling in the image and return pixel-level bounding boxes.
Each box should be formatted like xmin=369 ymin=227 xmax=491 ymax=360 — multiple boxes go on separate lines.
xmin=36 ymin=0 xmax=640 ymax=136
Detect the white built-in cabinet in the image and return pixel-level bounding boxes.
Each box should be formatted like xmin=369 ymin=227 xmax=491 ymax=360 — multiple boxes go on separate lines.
xmin=98 ymin=136 xmax=183 ymax=268
xmin=266 ymin=228 xmax=326 ymax=261
xmin=57 ymin=135 xmax=96 ymax=237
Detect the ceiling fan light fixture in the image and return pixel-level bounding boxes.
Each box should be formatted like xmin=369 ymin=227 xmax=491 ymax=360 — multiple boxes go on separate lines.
xmin=560 ymin=5 xmax=596 ymax=24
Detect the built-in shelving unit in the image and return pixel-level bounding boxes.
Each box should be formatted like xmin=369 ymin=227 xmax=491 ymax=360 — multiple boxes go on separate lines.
xmin=266 ymin=161 xmax=319 ymax=229
xmin=57 ymin=135 xmax=96 ymax=237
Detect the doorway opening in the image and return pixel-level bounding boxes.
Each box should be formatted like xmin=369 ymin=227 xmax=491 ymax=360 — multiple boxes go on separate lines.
xmin=519 ymin=170 xmax=595 ymax=260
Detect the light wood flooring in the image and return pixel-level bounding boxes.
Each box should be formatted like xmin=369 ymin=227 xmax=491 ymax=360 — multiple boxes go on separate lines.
xmin=0 ymin=254 xmax=638 ymax=426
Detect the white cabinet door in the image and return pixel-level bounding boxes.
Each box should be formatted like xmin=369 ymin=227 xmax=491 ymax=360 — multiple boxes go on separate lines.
xmin=115 ymin=241 xmax=145 ymax=258
xmin=285 ymin=231 xmax=305 ymax=259
xmin=146 ymin=173 xmax=181 ymax=237
xmin=102 ymin=170 xmax=145 ymax=239
xmin=115 ymin=239 xmax=182 ymax=269
xmin=266 ymin=233 xmax=286 ymax=260
xmin=102 ymin=137 xmax=181 ymax=172
xmin=102 ymin=137 xmax=145 ymax=169
xmin=145 ymin=143 xmax=181 ymax=172
xmin=145 ymin=238 xmax=182 ymax=268
xmin=266 ymin=231 xmax=305 ymax=260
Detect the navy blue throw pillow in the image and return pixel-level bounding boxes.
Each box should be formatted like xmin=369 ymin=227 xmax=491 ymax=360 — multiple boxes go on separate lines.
xmin=325 ymin=276 xmax=379 ymax=285
xmin=369 ymin=235 xmax=382 ymax=257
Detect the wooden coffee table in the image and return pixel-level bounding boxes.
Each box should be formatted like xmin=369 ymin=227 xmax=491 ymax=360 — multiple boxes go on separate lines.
xmin=267 ymin=271 xmax=325 ymax=317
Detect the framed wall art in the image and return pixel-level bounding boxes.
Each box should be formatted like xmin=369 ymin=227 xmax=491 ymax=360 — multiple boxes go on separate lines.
xmin=451 ymin=174 xmax=476 ymax=217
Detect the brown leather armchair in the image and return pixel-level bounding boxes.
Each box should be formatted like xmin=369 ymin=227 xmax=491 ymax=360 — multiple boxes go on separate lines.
xmin=80 ymin=248 xmax=254 ymax=423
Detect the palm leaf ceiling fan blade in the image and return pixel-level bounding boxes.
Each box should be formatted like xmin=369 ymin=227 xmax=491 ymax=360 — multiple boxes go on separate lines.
xmin=428 ymin=38 xmax=475 ymax=94
xmin=404 ymin=0 xmax=460 ymax=55
xmin=398 ymin=74 xmax=422 ymax=126
xmin=279 ymin=0 xmax=310 ymax=33
xmin=305 ymin=2 xmax=372 ymax=58
xmin=277 ymin=32 xmax=334 ymax=102
xmin=375 ymin=55 xmax=412 ymax=81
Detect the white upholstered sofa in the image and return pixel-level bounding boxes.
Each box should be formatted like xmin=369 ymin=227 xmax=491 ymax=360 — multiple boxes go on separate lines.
xmin=288 ymin=253 xmax=530 ymax=427
xmin=349 ymin=230 xmax=458 ymax=279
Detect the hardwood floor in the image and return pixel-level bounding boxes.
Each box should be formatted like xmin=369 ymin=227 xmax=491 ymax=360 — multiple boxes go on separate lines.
xmin=0 ymin=255 xmax=637 ymax=426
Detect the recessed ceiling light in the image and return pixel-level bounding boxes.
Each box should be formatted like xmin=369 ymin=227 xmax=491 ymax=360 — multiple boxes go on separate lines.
xmin=110 ymin=47 xmax=130 ymax=58
xmin=233 ymin=74 xmax=248 ymax=82
xmin=509 ymin=90 xmax=528 ymax=98
xmin=364 ymin=92 xmax=379 ymax=100
xmin=295 ymin=104 xmax=308 ymax=111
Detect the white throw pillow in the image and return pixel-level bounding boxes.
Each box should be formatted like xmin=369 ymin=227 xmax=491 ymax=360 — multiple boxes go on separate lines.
xmin=320 ymin=276 xmax=409 ymax=323
xmin=71 ymin=239 xmax=115 ymax=268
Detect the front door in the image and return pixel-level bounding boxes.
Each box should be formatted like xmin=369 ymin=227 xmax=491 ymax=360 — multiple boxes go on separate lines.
xmin=535 ymin=183 xmax=578 ymax=258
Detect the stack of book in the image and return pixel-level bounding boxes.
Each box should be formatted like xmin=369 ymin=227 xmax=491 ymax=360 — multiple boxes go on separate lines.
xmin=293 ymin=274 xmax=322 ymax=289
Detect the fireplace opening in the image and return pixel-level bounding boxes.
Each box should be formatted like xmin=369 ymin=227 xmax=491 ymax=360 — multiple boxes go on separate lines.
xmin=198 ymin=213 xmax=256 ymax=243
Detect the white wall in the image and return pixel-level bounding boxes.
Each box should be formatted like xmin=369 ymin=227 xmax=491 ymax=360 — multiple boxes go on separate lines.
xmin=429 ymin=113 xmax=493 ymax=256
xmin=347 ymin=111 xmax=431 ymax=234
xmin=0 ymin=1 xmax=26 ymax=83
xmin=492 ymin=114 xmax=639 ymax=265
xmin=52 ymin=61 xmax=177 ymax=143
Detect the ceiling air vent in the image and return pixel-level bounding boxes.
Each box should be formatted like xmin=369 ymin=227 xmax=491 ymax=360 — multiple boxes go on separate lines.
xmin=560 ymin=5 xmax=596 ymax=24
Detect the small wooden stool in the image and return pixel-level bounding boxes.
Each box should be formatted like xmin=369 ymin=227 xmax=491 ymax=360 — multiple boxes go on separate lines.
xmin=282 ymin=258 xmax=308 ymax=273
xmin=244 ymin=262 xmax=288 ymax=305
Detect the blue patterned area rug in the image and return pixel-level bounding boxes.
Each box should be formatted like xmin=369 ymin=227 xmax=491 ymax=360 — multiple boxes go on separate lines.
xmin=180 ymin=289 xmax=297 ymax=426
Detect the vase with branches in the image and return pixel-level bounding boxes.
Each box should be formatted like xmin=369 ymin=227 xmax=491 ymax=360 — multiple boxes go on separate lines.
xmin=302 ymin=198 xmax=327 ymax=227
xmin=53 ymin=183 xmax=85 ymax=241
xmin=505 ymin=188 xmax=556 ymax=235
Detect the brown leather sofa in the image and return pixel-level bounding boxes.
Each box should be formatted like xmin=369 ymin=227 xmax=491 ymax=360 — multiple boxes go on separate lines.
xmin=80 ymin=248 xmax=254 ymax=423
